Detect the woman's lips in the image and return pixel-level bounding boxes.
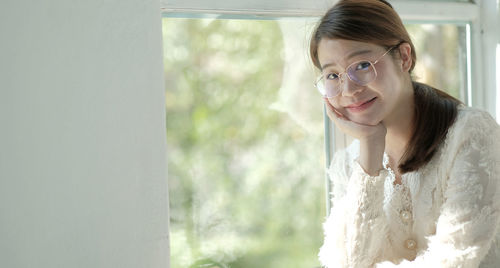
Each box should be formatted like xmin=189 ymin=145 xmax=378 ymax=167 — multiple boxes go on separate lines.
xmin=345 ymin=97 xmax=377 ymax=112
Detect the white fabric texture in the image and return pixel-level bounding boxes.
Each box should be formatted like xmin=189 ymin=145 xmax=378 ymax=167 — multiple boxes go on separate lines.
xmin=319 ymin=106 xmax=500 ymax=268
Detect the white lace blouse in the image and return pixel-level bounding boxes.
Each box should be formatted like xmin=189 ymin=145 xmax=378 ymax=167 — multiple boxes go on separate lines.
xmin=319 ymin=106 xmax=500 ymax=267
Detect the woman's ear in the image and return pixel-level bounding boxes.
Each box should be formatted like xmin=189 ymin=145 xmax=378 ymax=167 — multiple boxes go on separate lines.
xmin=398 ymin=43 xmax=412 ymax=72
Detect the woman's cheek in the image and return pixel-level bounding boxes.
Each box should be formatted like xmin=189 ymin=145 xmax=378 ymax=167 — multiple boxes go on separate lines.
xmin=328 ymin=99 xmax=349 ymax=118
xmin=328 ymin=98 xmax=340 ymax=109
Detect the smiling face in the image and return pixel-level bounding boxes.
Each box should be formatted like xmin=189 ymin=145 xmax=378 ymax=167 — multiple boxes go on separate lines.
xmin=317 ymin=38 xmax=413 ymax=126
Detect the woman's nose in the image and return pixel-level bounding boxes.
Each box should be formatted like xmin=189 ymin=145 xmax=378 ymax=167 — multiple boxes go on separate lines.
xmin=340 ymin=76 xmax=364 ymax=97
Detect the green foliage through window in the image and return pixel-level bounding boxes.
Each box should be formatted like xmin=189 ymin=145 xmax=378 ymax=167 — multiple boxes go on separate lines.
xmin=164 ymin=18 xmax=325 ymax=268
xmin=163 ymin=17 xmax=466 ymax=268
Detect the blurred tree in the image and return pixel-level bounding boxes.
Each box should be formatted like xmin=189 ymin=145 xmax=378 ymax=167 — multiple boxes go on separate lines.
xmin=163 ymin=17 xmax=465 ymax=268
xmin=406 ymin=24 xmax=465 ymax=100
xmin=163 ymin=18 xmax=325 ymax=268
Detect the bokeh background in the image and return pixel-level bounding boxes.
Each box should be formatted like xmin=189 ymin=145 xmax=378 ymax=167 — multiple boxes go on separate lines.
xmin=163 ymin=18 xmax=465 ymax=268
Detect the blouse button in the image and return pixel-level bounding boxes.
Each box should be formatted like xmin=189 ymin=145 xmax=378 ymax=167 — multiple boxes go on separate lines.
xmin=400 ymin=210 xmax=412 ymax=222
xmin=405 ymin=239 xmax=417 ymax=250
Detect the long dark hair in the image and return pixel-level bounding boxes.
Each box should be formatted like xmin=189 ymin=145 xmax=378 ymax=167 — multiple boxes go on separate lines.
xmin=311 ymin=0 xmax=461 ymax=172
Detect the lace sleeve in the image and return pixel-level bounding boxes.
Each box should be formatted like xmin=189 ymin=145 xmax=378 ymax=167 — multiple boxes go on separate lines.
xmin=319 ymin=145 xmax=390 ymax=268
xmin=376 ymin=111 xmax=500 ymax=267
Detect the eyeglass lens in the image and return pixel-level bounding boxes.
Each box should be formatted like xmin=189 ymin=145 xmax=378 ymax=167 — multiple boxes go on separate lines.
xmin=320 ymin=61 xmax=376 ymax=98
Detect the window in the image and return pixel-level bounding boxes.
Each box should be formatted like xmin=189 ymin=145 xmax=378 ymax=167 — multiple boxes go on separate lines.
xmin=163 ymin=0 xmax=498 ymax=267
xmin=407 ymin=24 xmax=468 ymax=101
xmin=164 ymin=18 xmax=325 ymax=267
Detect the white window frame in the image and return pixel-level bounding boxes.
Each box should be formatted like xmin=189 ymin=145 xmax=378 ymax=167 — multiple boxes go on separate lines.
xmin=161 ymin=0 xmax=500 ymax=212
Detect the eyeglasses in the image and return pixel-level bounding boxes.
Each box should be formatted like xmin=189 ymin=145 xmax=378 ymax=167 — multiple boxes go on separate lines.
xmin=314 ymin=45 xmax=398 ymax=98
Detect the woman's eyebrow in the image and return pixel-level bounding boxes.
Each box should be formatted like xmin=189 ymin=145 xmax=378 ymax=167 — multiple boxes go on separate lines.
xmin=320 ymin=49 xmax=373 ymax=71
xmin=346 ymin=49 xmax=373 ymax=60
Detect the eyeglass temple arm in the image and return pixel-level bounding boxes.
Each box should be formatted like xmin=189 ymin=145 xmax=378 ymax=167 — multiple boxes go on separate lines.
xmin=373 ymin=42 xmax=404 ymax=65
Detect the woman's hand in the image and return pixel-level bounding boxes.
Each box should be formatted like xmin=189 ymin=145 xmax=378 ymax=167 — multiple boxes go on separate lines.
xmin=324 ymin=98 xmax=386 ymax=175
xmin=324 ymin=98 xmax=386 ymax=140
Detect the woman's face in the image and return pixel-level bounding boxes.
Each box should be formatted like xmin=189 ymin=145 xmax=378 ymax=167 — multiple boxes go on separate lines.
xmin=317 ymin=38 xmax=410 ymax=126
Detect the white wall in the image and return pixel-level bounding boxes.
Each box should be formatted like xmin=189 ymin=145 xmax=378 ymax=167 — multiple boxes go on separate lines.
xmin=0 ymin=0 xmax=169 ymax=267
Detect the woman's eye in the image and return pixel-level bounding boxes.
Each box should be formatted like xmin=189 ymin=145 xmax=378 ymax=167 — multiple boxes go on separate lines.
xmin=355 ymin=61 xmax=371 ymax=71
xmin=326 ymin=73 xmax=339 ymax=80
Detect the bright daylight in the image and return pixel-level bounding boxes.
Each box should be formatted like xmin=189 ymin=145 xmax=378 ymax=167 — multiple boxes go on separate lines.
xmin=2 ymin=0 xmax=499 ymax=268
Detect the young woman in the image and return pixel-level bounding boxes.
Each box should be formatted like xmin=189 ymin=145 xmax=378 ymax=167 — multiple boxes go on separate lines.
xmin=310 ymin=0 xmax=500 ymax=267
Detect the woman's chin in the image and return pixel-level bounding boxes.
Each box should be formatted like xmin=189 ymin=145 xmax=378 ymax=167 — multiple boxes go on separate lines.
xmin=349 ymin=116 xmax=380 ymax=126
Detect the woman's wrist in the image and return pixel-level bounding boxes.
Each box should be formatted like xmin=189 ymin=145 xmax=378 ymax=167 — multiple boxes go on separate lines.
xmin=358 ymin=136 xmax=385 ymax=176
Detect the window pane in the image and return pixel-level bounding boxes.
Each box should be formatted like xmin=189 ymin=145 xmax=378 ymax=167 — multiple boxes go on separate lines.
xmin=164 ymin=18 xmax=325 ymax=268
xmin=164 ymin=15 xmax=469 ymax=267
xmin=395 ymin=0 xmax=471 ymax=2
xmin=406 ymin=24 xmax=468 ymax=102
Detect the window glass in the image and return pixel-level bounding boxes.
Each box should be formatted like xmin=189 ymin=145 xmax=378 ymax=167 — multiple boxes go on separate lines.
xmin=163 ymin=17 xmax=468 ymax=267
xmin=164 ymin=18 xmax=324 ymax=268
xmin=407 ymin=24 xmax=468 ymax=101
xmin=394 ymin=0 xmax=471 ymax=2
